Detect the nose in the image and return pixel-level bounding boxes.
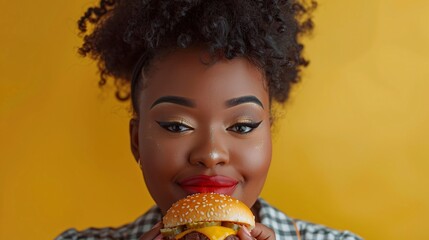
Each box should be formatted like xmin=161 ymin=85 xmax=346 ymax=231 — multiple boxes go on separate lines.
xmin=189 ymin=128 xmax=229 ymax=168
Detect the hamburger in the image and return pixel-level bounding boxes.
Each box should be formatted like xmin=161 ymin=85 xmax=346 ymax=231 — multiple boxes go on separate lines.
xmin=160 ymin=193 xmax=255 ymax=240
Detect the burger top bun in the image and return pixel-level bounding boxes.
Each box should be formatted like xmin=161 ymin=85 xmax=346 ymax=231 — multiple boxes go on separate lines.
xmin=163 ymin=193 xmax=255 ymax=230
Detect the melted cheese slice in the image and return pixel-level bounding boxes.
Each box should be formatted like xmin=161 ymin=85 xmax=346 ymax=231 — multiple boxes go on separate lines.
xmin=175 ymin=226 xmax=237 ymax=240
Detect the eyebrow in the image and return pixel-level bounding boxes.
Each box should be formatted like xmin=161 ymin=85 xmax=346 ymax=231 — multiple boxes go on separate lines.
xmin=225 ymin=95 xmax=264 ymax=109
xmin=150 ymin=96 xmax=196 ymax=109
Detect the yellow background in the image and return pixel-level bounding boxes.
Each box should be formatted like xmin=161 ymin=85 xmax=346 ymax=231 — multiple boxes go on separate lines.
xmin=1 ymin=0 xmax=428 ymax=239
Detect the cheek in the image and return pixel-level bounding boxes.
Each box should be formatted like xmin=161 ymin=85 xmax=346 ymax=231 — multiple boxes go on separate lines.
xmin=138 ymin=126 xmax=189 ymax=181
xmin=140 ymin=138 xmax=184 ymax=172
xmin=233 ymin=132 xmax=272 ymax=179
xmin=230 ymin=129 xmax=271 ymax=207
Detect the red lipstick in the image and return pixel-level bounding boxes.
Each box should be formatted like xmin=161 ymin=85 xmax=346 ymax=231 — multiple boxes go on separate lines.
xmin=178 ymin=175 xmax=238 ymax=195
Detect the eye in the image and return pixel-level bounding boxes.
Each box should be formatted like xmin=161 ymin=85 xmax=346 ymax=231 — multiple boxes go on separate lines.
xmin=227 ymin=121 xmax=262 ymax=134
xmin=156 ymin=121 xmax=194 ymax=133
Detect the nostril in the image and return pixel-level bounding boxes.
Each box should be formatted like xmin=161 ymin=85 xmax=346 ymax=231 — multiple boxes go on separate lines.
xmin=197 ymin=161 xmax=206 ymax=167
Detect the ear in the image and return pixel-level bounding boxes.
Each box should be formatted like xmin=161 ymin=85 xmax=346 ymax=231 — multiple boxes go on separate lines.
xmin=129 ymin=118 xmax=140 ymax=163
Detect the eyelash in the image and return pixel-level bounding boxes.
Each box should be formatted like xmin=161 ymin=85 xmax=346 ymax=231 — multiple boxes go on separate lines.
xmin=156 ymin=121 xmax=194 ymax=133
xmin=226 ymin=121 xmax=262 ymax=134
xmin=156 ymin=121 xmax=263 ymax=134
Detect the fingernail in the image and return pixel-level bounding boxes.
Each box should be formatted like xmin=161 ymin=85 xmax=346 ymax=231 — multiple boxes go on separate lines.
xmin=241 ymin=226 xmax=251 ymax=235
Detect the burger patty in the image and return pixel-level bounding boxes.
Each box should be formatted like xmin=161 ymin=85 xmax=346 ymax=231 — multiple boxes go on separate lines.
xmin=177 ymin=231 xmax=239 ymax=240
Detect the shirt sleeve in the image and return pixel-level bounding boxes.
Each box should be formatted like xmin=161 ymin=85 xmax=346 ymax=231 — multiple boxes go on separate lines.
xmin=295 ymin=220 xmax=363 ymax=240
xmin=55 ymin=228 xmax=80 ymax=240
xmin=54 ymin=226 xmax=137 ymax=240
xmin=54 ymin=206 xmax=163 ymax=240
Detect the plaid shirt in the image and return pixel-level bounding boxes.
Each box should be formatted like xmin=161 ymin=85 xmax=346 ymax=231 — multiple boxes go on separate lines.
xmin=56 ymin=198 xmax=362 ymax=240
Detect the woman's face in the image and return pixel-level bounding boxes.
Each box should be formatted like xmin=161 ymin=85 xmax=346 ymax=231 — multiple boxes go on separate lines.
xmin=130 ymin=48 xmax=272 ymax=214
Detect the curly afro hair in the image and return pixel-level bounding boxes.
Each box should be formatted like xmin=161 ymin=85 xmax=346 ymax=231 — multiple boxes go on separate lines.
xmin=78 ymin=0 xmax=316 ymax=113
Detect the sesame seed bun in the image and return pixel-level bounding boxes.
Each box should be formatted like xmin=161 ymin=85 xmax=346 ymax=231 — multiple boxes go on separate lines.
xmin=163 ymin=193 xmax=255 ymax=230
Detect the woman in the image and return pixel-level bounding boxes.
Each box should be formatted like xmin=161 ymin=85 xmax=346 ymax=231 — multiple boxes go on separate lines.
xmin=57 ymin=0 xmax=361 ymax=239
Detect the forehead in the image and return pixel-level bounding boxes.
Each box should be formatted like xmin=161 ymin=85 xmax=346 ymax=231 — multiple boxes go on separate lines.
xmin=138 ymin=48 xmax=268 ymax=110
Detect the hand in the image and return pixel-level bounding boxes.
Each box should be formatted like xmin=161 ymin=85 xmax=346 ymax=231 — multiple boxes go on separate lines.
xmin=138 ymin=222 xmax=163 ymax=240
xmin=237 ymin=223 xmax=276 ymax=240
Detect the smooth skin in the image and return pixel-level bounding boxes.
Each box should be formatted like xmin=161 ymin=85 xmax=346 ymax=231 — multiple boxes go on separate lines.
xmin=131 ymin=47 xmax=275 ymax=240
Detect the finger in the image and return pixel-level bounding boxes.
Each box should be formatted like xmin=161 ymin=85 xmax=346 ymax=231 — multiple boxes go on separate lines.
xmin=153 ymin=234 xmax=163 ymax=240
xmin=237 ymin=226 xmax=255 ymax=240
xmin=138 ymin=222 xmax=163 ymax=240
xmin=250 ymin=223 xmax=276 ymax=240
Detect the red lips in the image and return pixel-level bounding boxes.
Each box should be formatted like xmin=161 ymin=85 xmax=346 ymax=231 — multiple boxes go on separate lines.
xmin=178 ymin=175 xmax=238 ymax=195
